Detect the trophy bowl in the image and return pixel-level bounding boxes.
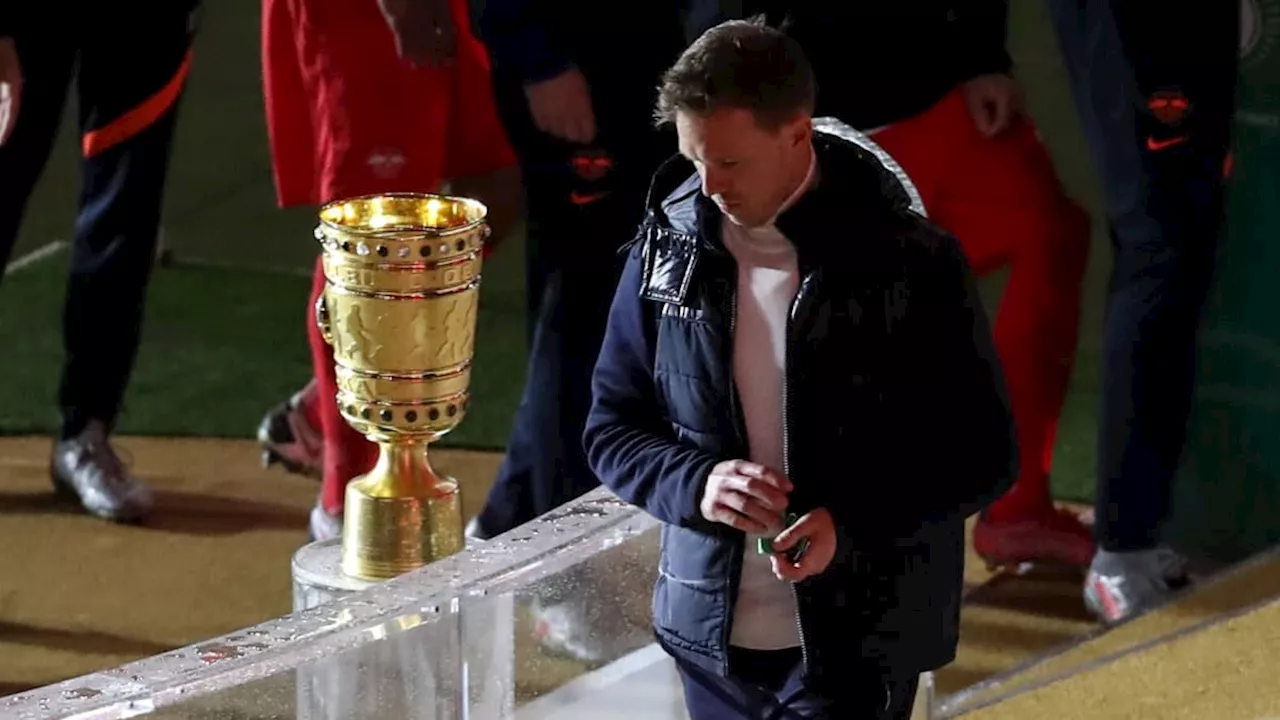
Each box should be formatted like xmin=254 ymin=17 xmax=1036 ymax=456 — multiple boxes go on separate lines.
xmin=314 ymin=193 xmax=488 ymax=580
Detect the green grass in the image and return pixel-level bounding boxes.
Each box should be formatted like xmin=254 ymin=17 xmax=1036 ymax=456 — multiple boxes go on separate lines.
xmin=0 ymin=241 xmax=529 ymax=450
xmin=0 ymin=0 xmax=1107 ymax=502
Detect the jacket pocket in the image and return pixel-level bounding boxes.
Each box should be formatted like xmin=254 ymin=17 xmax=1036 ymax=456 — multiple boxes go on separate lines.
xmin=653 ymin=572 xmax=725 ymax=652
xmin=653 ymin=525 xmax=728 ymax=652
xmin=669 ymin=419 xmax=719 ymax=450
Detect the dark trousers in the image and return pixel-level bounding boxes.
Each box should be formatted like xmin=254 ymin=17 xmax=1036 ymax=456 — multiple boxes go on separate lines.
xmin=0 ymin=4 xmax=196 ymax=439
xmin=473 ymin=69 xmax=674 ymax=535
xmin=676 ymin=647 xmax=920 ymax=720
xmin=1049 ymin=0 xmax=1239 ymax=551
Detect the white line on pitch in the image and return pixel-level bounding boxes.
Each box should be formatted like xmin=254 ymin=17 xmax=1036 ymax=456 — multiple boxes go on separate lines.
xmin=5 ymin=240 xmax=68 ymax=275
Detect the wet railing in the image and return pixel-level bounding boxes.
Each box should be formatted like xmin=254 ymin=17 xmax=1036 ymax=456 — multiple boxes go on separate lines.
xmin=5 ymin=483 xmax=938 ymax=720
xmin=2 ymin=487 xmax=663 ymax=720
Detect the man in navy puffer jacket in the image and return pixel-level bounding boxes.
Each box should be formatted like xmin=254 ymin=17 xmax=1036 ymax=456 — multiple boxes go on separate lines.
xmin=585 ymin=18 xmax=1017 ymax=718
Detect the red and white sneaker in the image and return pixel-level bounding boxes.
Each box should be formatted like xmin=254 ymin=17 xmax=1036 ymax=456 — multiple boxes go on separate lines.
xmin=258 ymin=382 xmax=324 ymax=479
xmin=973 ymin=506 xmax=1096 ymax=570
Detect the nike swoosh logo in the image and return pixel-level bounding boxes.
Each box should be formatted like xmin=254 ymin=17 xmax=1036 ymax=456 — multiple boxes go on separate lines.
xmin=569 ymin=190 xmax=611 ymax=205
xmin=1147 ymin=135 xmax=1189 ymax=151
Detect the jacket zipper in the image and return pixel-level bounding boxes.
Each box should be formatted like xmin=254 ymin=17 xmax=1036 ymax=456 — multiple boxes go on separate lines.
xmin=724 ymin=279 xmax=747 ymax=677
xmin=784 ymin=275 xmax=812 ymax=674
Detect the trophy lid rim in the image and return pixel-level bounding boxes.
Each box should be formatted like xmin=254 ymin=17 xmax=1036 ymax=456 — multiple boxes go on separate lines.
xmin=317 ymin=192 xmax=489 ymax=239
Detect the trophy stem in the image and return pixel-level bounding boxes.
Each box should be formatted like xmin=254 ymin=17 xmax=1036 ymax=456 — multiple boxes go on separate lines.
xmin=341 ymin=437 xmax=464 ymax=580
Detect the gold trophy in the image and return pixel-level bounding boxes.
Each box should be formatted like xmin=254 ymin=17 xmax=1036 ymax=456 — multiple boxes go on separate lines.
xmin=313 ymin=193 xmax=488 ymax=580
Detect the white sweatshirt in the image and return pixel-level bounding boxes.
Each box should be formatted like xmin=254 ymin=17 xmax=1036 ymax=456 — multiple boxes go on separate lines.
xmin=722 ymin=148 xmax=816 ymax=650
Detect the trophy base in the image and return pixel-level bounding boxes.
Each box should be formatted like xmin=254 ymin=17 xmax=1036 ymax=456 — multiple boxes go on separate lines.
xmin=292 ymin=539 xmax=516 ymax=720
xmin=340 ymin=439 xmax=465 ymax=581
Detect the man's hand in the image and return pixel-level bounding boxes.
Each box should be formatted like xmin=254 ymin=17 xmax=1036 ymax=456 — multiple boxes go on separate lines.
xmin=377 ymin=0 xmax=455 ymax=68
xmin=770 ymin=508 xmax=837 ymax=582
xmin=962 ymin=74 xmax=1022 ymax=139
xmin=700 ymin=459 xmax=792 ymax=535
xmin=524 ymin=68 xmax=596 ymax=144
xmin=0 ymin=37 xmax=21 ymax=147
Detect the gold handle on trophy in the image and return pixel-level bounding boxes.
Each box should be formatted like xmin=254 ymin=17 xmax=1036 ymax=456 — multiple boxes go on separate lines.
xmin=314 ymin=193 xmax=487 ymax=580
xmin=314 ymin=292 xmax=334 ymax=347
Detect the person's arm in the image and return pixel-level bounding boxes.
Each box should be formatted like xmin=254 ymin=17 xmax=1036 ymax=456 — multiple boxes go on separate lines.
xmin=912 ymin=228 xmax=1018 ymax=524
xmin=951 ymin=0 xmax=1013 ymax=81
xmin=583 ymin=242 xmax=723 ymax=529
xmin=832 ymin=225 xmax=1016 ymax=551
xmin=469 ymin=0 xmax=572 ymax=84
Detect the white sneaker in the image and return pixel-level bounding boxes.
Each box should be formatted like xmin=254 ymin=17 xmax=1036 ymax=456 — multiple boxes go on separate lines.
xmin=309 ymin=503 xmax=342 ymax=542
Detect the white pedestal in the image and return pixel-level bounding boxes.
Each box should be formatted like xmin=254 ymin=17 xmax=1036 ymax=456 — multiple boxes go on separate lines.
xmin=291 ymin=539 xmax=515 ymax=720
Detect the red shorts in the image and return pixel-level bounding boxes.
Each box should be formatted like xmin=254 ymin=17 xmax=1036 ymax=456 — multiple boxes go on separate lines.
xmin=262 ymin=0 xmax=516 ymax=207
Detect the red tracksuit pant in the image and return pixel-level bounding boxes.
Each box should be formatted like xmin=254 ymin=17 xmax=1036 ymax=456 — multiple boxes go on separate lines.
xmin=263 ymin=0 xmax=514 ymax=513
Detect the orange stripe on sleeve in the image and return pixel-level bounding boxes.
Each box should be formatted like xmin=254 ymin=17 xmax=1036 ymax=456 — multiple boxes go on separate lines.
xmin=81 ymin=48 xmax=194 ymax=158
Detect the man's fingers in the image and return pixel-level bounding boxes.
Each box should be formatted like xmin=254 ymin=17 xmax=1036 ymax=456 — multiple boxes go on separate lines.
xmin=771 ymin=553 xmax=806 ymax=581
xmin=771 ymin=548 xmax=823 ymax=582
xmin=549 ymin=108 xmax=595 ymax=144
xmin=770 ymin=512 xmax=814 ymax=551
xmin=573 ymin=110 xmax=597 ymax=144
xmin=717 ymin=491 xmax=781 ymax=530
xmin=0 ymin=82 xmax=18 ymax=147
xmin=724 ymin=474 xmax=788 ymax=511
xmin=709 ymin=502 xmax=768 ymax=534
xmin=990 ymin=101 xmax=1013 ymax=135
xmin=732 ymin=461 xmax=794 ymax=492
xmin=974 ymin=104 xmax=998 ymax=137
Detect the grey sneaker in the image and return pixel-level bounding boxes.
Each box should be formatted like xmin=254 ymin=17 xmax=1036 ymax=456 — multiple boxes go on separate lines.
xmin=1084 ymin=547 xmax=1191 ymax=624
xmin=51 ymin=421 xmax=153 ymax=522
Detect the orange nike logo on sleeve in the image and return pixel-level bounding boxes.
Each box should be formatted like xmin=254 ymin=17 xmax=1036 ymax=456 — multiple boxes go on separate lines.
xmin=1147 ymin=135 xmax=1189 ymax=151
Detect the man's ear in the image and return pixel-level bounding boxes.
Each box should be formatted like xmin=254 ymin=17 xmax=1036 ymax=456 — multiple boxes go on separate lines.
xmin=788 ymin=115 xmax=813 ymax=148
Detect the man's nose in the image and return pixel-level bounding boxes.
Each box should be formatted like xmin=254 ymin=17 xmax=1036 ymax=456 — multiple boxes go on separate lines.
xmin=700 ymin=169 xmax=728 ymax=198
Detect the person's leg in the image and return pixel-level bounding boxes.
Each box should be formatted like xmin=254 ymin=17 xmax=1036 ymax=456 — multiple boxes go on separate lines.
xmin=262 ymin=0 xmax=458 ymax=519
xmin=676 ymin=647 xmax=918 ymax=720
xmin=675 ymin=649 xmax=796 ymax=720
xmin=439 ymin=0 xmax=522 ymax=249
xmin=254 ymin=0 xmax=327 ymax=479
xmin=469 ymin=88 xmax=661 ymax=537
xmin=872 ymin=88 xmax=1093 ymax=567
xmin=261 ymin=0 xmax=317 ymax=209
xmin=310 ymin=255 xmax=379 ymax=536
xmin=0 ymin=22 xmax=76 ymax=279
xmin=50 ymin=4 xmax=199 ymax=522
xmin=1050 ymin=0 xmax=1237 ymax=622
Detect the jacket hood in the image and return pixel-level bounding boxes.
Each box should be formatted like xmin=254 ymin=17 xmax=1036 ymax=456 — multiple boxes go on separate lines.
xmin=640 ymin=117 xmax=927 ymax=242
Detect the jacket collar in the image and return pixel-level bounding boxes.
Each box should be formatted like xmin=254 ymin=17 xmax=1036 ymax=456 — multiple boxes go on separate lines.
xmin=640 ymin=125 xmax=918 ymax=264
